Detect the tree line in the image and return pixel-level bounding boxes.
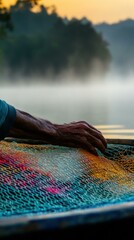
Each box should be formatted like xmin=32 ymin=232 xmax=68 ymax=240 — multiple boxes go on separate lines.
xmin=0 ymin=0 xmax=111 ymax=80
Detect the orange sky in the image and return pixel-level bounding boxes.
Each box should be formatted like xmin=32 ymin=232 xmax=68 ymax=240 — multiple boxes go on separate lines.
xmin=3 ymin=0 xmax=134 ymax=24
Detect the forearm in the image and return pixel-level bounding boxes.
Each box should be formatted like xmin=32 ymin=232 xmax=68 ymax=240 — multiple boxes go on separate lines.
xmin=8 ymin=109 xmax=57 ymax=142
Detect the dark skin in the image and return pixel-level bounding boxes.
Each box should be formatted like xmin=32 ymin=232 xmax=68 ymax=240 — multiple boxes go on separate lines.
xmin=8 ymin=109 xmax=107 ymax=155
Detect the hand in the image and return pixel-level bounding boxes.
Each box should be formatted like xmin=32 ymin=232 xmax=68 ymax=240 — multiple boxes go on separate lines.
xmin=53 ymin=121 xmax=107 ymax=155
xmin=9 ymin=110 xmax=107 ymax=156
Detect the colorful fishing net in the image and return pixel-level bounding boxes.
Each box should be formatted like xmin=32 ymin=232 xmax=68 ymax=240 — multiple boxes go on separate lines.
xmin=0 ymin=139 xmax=133 ymax=222
xmin=0 ymin=141 xmax=134 ymax=217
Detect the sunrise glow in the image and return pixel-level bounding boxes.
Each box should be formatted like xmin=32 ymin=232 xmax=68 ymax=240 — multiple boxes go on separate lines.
xmin=2 ymin=0 xmax=134 ymax=24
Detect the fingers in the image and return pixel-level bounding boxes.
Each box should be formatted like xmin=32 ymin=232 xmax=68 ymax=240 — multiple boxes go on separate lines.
xmin=71 ymin=134 xmax=105 ymax=155
xmin=88 ymin=128 xmax=107 ymax=149
xmin=59 ymin=136 xmax=99 ymax=156
xmin=56 ymin=121 xmax=107 ymax=155
xmin=87 ymin=134 xmax=106 ymax=154
xmin=60 ymin=133 xmax=105 ymax=156
xmin=75 ymin=136 xmax=99 ymax=155
xmin=69 ymin=121 xmax=107 ymax=150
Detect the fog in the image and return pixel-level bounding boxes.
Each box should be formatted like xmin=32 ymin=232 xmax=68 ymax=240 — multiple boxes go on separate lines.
xmin=1 ymin=69 xmax=134 ymax=139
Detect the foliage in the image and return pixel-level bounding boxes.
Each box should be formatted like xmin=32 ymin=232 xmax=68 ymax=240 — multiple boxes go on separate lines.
xmin=0 ymin=0 xmax=111 ymax=80
xmin=95 ymin=20 xmax=134 ymax=75
xmin=0 ymin=0 xmax=13 ymax=38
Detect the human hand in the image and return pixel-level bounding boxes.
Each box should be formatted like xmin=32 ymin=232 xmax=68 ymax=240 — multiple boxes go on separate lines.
xmin=10 ymin=110 xmax=107 ymax=155
xmin=53 ymin=121 xmax=107 ymax=155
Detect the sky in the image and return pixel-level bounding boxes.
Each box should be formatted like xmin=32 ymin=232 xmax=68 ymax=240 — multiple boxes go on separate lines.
xmin=3 ymin=0 xmax=134 ymax=24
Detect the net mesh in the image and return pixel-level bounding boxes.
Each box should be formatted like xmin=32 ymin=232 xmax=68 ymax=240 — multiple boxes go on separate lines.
xmin=0 ymin=140 xmax=133 ymax=217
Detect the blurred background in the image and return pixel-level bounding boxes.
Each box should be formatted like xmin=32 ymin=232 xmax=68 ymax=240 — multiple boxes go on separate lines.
xmin=1 ymin=0 xmax=134 ymax=139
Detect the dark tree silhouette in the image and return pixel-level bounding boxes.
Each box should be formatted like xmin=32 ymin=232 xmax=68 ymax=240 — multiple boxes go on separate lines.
xmin=14 ymin=0 xmax=39 ymax=10
xmin=0 ymin=0 xmax=111 ymax=80
xmin=0 ymin=0 xmax=13 ymax=38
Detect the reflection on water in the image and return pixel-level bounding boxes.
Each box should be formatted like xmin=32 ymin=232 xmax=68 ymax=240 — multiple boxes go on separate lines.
xmin=1 ymin=80 xmax=134 ymax=139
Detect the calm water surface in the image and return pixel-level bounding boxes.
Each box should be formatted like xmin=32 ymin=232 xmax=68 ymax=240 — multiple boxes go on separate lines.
xmin=1 ymin=80 xmax=134 ymax=139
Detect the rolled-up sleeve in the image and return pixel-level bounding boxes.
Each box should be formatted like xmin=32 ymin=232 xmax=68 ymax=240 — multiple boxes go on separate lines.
xmin=0 ymin=100 xmax=16 ymax=140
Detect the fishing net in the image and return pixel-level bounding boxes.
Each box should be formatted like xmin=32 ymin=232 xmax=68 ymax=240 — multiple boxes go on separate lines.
xmin=0 ymin=139 xmax=134 ymax=236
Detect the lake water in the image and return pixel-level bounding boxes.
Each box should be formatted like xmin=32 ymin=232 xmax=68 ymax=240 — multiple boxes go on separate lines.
xmin=1 ymin=76 xmax=134 ymax=139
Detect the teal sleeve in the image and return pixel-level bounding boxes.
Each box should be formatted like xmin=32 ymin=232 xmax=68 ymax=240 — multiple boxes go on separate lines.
xmin=0 ymin=100 xmax=16 ymax=140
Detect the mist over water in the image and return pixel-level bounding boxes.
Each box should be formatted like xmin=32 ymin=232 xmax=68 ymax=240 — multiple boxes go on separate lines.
xmin=1 ymin=70 xmax=134 ymax=139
